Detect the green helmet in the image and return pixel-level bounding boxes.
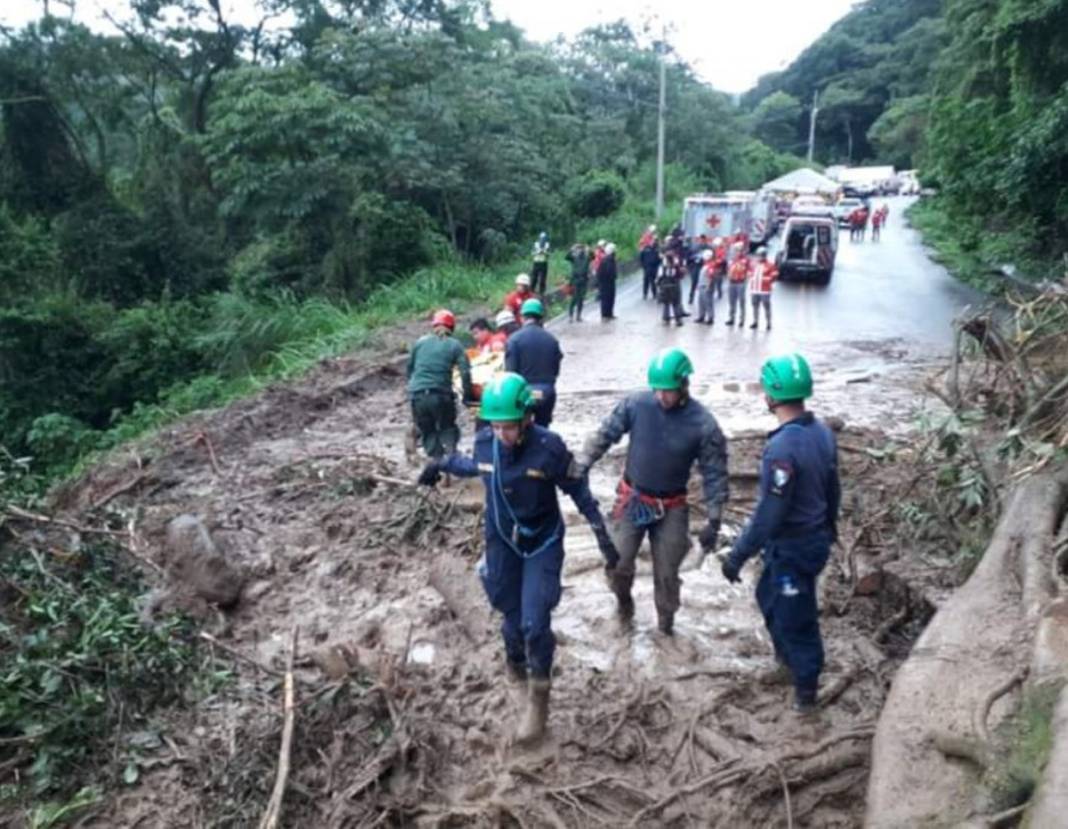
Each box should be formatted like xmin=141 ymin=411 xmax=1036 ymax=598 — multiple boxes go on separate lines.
xmin=520 ymin=297 xmax=545 ymax=318
xmin=480 ymin=372 xmax=533 ymax=421
xmin=761 ymin=353 xmax=813 ymax=401
xmin=647 ymin=348 xmax=694 ymax=390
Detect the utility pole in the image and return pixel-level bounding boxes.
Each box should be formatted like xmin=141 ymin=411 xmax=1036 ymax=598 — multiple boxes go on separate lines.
xmin=806 ymin=89 xmax=819 ymax=164
xmin=655 ymin=50 xmax=666 ymax=220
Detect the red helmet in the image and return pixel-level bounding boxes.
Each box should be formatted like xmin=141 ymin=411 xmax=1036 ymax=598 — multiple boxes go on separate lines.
xmin=431 ymin=309 xmax=455 ymax=330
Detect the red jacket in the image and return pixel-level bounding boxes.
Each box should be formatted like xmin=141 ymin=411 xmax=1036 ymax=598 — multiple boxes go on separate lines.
xmin=728 ymin=256 xmax=749 ymax=283
xmin=747 ymin=260 xmax=778 ymax=295
xmin=638 ymin=231 xmax=656 ymax=250
xmin=504 ymin=289 xmax=533 ymax=319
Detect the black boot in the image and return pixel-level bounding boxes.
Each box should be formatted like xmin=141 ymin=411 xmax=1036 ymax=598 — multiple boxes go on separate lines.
xmin=657 ymin=610 xmax=674 ymax=636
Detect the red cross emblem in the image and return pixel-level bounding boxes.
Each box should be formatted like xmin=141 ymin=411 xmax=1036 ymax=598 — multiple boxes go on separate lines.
xmin=705 ymin=215 xmax=722 ymax=229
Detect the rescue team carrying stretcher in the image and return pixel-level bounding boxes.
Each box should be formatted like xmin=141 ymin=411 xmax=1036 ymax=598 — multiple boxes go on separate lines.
xmin=407 ymin=299 xmax=840 ymax=746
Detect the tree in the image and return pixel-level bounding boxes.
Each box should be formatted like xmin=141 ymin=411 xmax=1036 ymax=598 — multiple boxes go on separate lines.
xmin=750 ymin=91 xmax=803 ymax=154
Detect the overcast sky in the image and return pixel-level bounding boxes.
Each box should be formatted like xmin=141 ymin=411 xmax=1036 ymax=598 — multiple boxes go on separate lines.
xmin=1 ymin=0 xmax=856 ymax=93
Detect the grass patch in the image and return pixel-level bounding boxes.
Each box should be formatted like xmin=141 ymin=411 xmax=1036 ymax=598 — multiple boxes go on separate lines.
xmin=907 ymin=198 xmax=1056 ymax=294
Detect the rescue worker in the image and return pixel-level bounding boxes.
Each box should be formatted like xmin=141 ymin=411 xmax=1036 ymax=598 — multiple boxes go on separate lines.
xmin=694 ymin=249 xmax=716 ymax=325
xmin=597 ymin=242 xmax=618 ymax=321
xmin=656 ymin=247 xmax=686 ymax=326
xmin=688 ymin=234 xmax=711 ymax=305
xmin=747 ymin=247 xmax=778 ymax=330
xmin=418 ymin=373 xmax=619 ymax=743
xmin=640 ymin=232 xmax=661 ymax=301
xmin=575 ymin=348 xmax=729 ymax=635
xmin=470 ymin=317 xmax=495 ymax=354
xmin=591 ymin=239 xmax=607 ymax=275
xmin=725 ymin=245 xmax=749 ymax=327
xmin=505 ymin=298 xmax=563 ymax=427
xmin=871 ymin=208 xmax=883 ymax=241
xmin=531 ymin=231 xmax=550 ymax=295
xmin=721 ymin=354 xmax=839 ymax=714
xmin=496 ymin=308 xmax=520 ymax=340
xmin=504 ymin=274 xmax=534 ymax=320
xmin=710 ymin=236 xmax=727 ymax=299
xmin=565 ymin=241 xmax=591 ymax=322
xmin=406 ymin=310 xmax=474 ymax=458
xmin=638 ymin=224 xmax=657 ymax=251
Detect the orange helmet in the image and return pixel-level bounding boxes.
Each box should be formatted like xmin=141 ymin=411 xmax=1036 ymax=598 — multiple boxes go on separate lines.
xmin=431 ymin=309 xmax=456 ymax=330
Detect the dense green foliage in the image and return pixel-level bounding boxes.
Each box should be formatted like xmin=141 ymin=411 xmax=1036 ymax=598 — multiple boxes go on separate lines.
xmin=0 ymin=540 xmax=201 ymax=799
xmin=0 ymin=2 xmax=801 ymax=481
xmin=747 ymin=0 xmax=1068 ymax=283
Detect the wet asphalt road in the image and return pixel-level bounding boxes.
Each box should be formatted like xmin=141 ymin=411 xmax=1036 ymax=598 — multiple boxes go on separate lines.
xmin=549 ymin=196 xmax=983 ymax=397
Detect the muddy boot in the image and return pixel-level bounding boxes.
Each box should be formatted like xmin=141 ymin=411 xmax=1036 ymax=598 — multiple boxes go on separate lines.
xmin=505 ymin=659 xmax=528 ymax=684
xmin=758 ymin=661 xmax=792 ymax=686
xmin=515 ymin=678 xmax=551 ymax=745
xmin=657 ymin=610 xmax=674 ymax=636
xmin=793 ymin=688 xmax=819 ymax=717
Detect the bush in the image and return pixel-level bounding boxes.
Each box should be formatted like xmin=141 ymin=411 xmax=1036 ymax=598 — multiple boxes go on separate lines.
xmin=26 ymin=413 xmax=100 ymax=472
xmin=566 ymin=170 xmax=627 ymax=218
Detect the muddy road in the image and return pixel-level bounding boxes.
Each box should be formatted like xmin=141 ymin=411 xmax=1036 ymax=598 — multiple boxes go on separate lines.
xmin=61 ymin=196 xmax=983 ymax=827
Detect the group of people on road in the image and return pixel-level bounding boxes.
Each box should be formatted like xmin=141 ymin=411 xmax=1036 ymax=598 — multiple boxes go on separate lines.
xmin=407 ymin=297 xmax=840 ymax=745
xmin=640 ymin=226 xmax=779 ymax=330
xmin=848 ymin=202 xmax=890 ymax=242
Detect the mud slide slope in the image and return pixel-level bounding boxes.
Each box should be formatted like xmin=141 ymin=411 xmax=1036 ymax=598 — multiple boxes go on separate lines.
xmin=866 ymin=466 xmax=1068 ymax=826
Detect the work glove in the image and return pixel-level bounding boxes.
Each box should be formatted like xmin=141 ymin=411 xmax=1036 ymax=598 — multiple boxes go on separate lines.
xmin=698 ymin=519 xmax=721 ymax=553
xmin=721 ymin=557 xmax=741 ymax=584
xmin=417 ymin=461 xmax=442 ymax=487
xmin=592 ymin=525 xmax=620 ymax=571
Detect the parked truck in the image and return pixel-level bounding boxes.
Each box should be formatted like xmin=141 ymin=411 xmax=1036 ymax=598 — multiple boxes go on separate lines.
xmin=681 ymin=191 xmax=776 ymax=250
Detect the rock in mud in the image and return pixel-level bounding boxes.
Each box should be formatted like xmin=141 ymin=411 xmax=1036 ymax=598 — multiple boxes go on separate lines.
xmin=164 ymin=515 xmax=244 ymax=608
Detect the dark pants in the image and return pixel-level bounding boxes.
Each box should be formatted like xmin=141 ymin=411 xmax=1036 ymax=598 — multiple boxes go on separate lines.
xmin=599 ymin=276 xmax=616 ymax=319
xmin=531 ymin=261 xmax=548 ymax=295
xmin=688 ymin=263 xmax=701 ymax=304
xmin=479 ymin=537 xmax=564 ymax=678
xmin=529 ymin=384 xmax=556 ymax=427
xmin=610 ymin=504 xmax=690 ymax=619
xmin=642 ymin=264 xmax=658 ymax=299
xmin=569 ymin=280 xmax=587 ymax=320
xmin=410 ymin=390 xmax=458 ymax=458
xmin=755 ymin=532 xmax=831 ymax=700
xmin=660 ymin=286 xmax=684 ymax=323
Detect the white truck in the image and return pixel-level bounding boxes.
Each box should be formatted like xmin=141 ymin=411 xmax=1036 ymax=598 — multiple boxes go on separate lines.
xmin=681 ymin=191 xmax=776 ymax=249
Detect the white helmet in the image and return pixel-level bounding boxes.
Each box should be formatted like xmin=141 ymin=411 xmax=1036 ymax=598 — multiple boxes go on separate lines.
xmin=515 ymin=273 xmax=531 ymax=287
xmin=597 ymin=239 xmax=607 ymax=248
xmin=712 ymin=236 xmax=723 ymax=246
xmin=605 ymin=243 xmax=617 ymax=254
xmin=701 ymin=250 xmax=714 ymax=261
xmin=495 ymin=309 xmax=515 ymax=327
xmin=647 ymin=224 xmax=656 ymax=232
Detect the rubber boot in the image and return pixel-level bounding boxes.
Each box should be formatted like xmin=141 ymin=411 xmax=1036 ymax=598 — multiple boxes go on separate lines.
xmin=515 ymin=678 xmax=551 ymax=745
xmin=505 ymin=659 xmax=528 ymax=684
xmin=758 ymin=661 xmax=791 ymax=686
xmin=657 ymin=609 xmax=674 ymax=636
xmin=793 ymin=687 xmax=819 ymax=717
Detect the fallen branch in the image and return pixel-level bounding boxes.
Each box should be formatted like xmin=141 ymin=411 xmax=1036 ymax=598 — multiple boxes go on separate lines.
xmin=199 ymin=632 xmax=284 ymax=678
xmin=974 ymin=666 xmax=1029 ymax=745
xmin=259 ymin=627 xmax=298 ymax=829
xmin=193 ymin=431 xmax=223 ymax=477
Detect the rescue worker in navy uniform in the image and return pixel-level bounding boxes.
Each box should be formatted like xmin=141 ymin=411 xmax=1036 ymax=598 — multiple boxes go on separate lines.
xmin=576 ymin=348 xmax=729 ymax=635
xmin=406 ymin=309 xmax=474 ymax=458
xmin=418 ymin=374 xmax=619 ymax=744
xmin=505 ymin=298 xmax=563 ymax=427
xmin=721 ymin=354 xmax=840 ymax=714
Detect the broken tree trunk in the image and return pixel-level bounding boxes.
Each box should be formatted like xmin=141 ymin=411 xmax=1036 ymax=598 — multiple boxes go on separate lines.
xmin=865 ymin=467 xmax=1068 ymax=827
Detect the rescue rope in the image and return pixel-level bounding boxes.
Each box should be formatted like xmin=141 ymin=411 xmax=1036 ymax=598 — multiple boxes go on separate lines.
xmin=491 ymin=437 xmax=562 ymax=560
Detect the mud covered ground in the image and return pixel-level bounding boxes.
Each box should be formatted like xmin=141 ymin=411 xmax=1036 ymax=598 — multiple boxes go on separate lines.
xmin=37 ymin=324 xmax=963 ymax=828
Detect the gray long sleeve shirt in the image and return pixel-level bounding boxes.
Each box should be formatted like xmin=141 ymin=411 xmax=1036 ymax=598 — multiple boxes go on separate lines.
xmin=578 ymin=391 xmax=729 ymax=519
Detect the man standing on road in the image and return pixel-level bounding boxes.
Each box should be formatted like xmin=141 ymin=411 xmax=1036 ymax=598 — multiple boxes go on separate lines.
xmin=407 ymin=310 xmax=474 ymax=459
xmin=575 ymin=348 xmax=729 ymax=636
xmin=505 ymin=298 xmax=563 ymax=427
xmin=721 ymin=354 xmax=840 ymax=715
xmin=597 ymin=242 xmax=618 ymax=320
xmin=694 ymin=250 xmax=716 ymax=325
xmin=688 ymin=233 xmax=712 ymax=306
xmin=531 ymin=231 xmax=551 ymax=295
xmin=725 ymin=244 xmax=749 ymax=327
xmin=656 ymin=248 xmax=686 ymax=326
xmin=747 ymin=247 xmax=778 ymax=331
xmin=640 ymin=232 xmax=661 ymax=301
xmin=504 ymin=274 xmax=535 ymax=321
xmin=418 ymin=373 xmax=619 ymax=744
xmin=565 ymin=241 xmax=591 ymax=322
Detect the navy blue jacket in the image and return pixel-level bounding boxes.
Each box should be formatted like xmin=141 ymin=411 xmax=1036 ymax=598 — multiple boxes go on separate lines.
xmin=729 ymin=413 xmax=840 ymax=567
xmin=440 ymin=425 xmax=604 ymax=551
xmin=505 ymin=323 xmax=563 ymax=386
